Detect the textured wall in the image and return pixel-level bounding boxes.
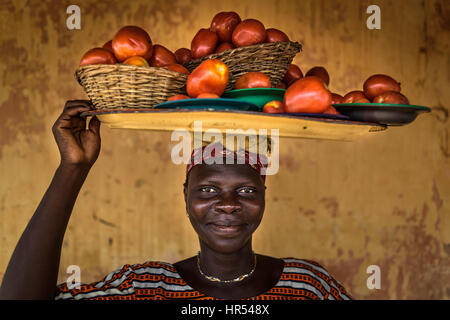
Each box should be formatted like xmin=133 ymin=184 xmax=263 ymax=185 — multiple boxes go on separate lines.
xmin=0 ymin=0 xmax=449 ymax=299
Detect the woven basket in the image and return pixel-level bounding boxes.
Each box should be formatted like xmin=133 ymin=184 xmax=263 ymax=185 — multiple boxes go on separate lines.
xmin=183 ymin=41 xmax=302 ymax=91
xmin=75 ymin=64 xmax=188 ymax=110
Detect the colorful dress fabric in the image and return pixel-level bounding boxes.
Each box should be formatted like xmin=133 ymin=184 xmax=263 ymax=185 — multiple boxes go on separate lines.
xmin=55 ymin=258 xmax=351 ymax=300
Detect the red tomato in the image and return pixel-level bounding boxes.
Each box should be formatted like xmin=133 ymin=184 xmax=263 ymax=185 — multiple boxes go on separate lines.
xmin=79 ymin=48 xmax=117 ymax=67
xmin=191 ymin=28 xmax=219 ymax=59
xmin=210 ymin=11 xmax=241 ymax=43
xmin=283 ymin=76 xmax=331 ymax=113
xmin=215 ymin=42 xmax=235 ymax=53
xmin=186 ymin=59 xmax=229 ymax=98
xmin=305 ymin=66 xmax=330 ymax=86
xmin=354 ymin=98 xmax=371 ymax=103
xmin=165 ymin=64 xmax=190 ymax=74
xmin=363 ymin=74 xmax=401 ymax=100
xmin=331 ymin=93 xmax=343 ymax=104
xmin=265 ymin=28 xmax=289 ymax=43
xmin=174 ymin=48 xmax=192 ymax=65
xmin=112 ymin=26 xmax=153 ymax=62
xmin=276 ymin=81 xmax=287 ymax=89
xmin=263 ymin=100 xmax=285 ymax=113
xmin=342 ymin=91 xmax=369 ymax=103
xmin=123 ymin=56 xmax=149 ymax=67
xmin=323 ymin=106 xmax=340 ymax=115
xmin=102 ymin=40 xmax=114 ymax=55
xmin=283 ymin=64 xmax=303 ymax=87
xmin=197 ymin=93 xmax=220 ymax=99
xmin=234 ymin=72 xmax=271 ymax=89
xmin=232 ymin=19 xmax=267 ymax=47
xmin=168 ymin=94 xmax=190 ymax=101
xmin=148 ymin=44 xmax=177 ymax=67
xmin=373 ymin=91 xmax=409 ymax=104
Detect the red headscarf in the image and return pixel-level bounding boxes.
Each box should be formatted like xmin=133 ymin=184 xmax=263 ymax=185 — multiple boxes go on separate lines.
xmin=186 ymin=142 xmax=269 ymax=178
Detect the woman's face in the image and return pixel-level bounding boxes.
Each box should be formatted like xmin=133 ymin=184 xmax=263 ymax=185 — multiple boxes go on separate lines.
xmin=184 ymin=164 xmax=266 ymax=254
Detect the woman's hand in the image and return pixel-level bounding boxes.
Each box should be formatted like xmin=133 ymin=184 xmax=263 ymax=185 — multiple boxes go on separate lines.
xmin=52 ymin=100 xmax=101 ymax=168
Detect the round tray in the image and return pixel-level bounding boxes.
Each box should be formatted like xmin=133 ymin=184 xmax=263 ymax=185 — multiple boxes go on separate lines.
xmin=221 ymin=88 xmax=285 ymax=109
xmin=333 ymin=103 xmax=431 ymax=126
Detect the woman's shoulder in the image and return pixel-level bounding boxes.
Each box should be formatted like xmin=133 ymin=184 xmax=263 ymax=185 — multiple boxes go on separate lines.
xmin=276 ymin=257 xmax=352 ymax=300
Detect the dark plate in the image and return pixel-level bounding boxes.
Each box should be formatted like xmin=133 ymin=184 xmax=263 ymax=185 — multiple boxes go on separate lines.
xmin=153 ymin=98 xmax=260 ymax=111
xmin=333 ymin=103 xmax=431 ymax=126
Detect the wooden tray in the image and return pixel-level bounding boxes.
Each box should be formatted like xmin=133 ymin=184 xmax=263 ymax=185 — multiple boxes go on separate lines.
xmin=81 ymin=109 xmax=387 ymax=141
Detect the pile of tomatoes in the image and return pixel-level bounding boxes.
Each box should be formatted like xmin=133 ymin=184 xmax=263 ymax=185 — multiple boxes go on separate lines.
xmin=78 ymin=11 xmax=410 ymax=114
xmin=189 ymin=11 xmax=290 ymax=60
xmin=337 ymin=74 xmax=409 ymax=105
xmin=79 ymin=25 xmax=190 ymax=75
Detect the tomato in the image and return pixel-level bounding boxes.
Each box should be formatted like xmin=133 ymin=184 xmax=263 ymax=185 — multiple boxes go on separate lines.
xmin=197 ymin=93 xmax=220 ymax=98
xmin=263 ymin=100 xmax=284 ymax=113
xmin=168 ymin=94 xmax=190 ymax=101
xmin=323 ymin=106 xmax=340 ymax=115
xmin=165 ymin=64 xmax=190 ymax=74
xmin=283 ymin=64 xmax=303 ymax=87
xmin=331 ymin=93 xmax=343 ymax=104
xmin=174 ymin=48 xmax=192 ymax=65
xmin=363 ymin=74 xmax=401 ymax=100
xmin=305 ymin=66 xmax=330 ymax=86
xmin=186 ymin=59 xmax=229 ymax=98
xmin=342 ymin=90 xmax=369 ymax=103
xmin=215 ymin=42 xmax=235 ymax=53
xmin=102 ymin=40 xmax=114 ymax=55
xmin=191 ymin=28 xmax=219 ymax=59
xmin=79 ymin=48 xmax=117 ymax=67
xmin=148 ymin=44 xmax=177 ymax=67
xmin=234 ymin=72 xmax=271 ymax=89
xmin=276 ymin=81 xmax=287 ymax=89
xmin=210 ymin=11 xmax=241 ymax=43
xmin=283 ymin=76 xmax=331 ymax=113
xmin=123 ymin=56 xmax=149 ymax=67
xmin=265 ymin=28 xmax=289 ymax=43
xmin=232 ymin=19 xmax=267 ymax=47
xmin=112 ymin=25 xmax=153 ymax=62
xmin=373 ymin=91 xmax=409 ymax=104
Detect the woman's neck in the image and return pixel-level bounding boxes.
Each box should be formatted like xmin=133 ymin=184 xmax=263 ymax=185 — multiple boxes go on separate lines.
xmin=198 ymin=242 xmax=256 ymax=282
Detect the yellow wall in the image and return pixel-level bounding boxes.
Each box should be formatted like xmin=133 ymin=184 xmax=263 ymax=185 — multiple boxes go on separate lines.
xmin=0 ymin=0 xmax=449 ymax=299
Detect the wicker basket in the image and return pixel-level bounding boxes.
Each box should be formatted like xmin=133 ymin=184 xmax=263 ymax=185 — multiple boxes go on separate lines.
xmin=183 ymin=41 xmax=302 ymax=91
xmin=75 ymin=64 xmax=188 ymax=110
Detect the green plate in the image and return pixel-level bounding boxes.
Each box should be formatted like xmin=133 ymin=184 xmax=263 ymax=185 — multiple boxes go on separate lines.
xmin=221 ymin=88 xmax=286 ymax=109
xmin=333 ymin=103 xmax=431 ymax=126
xmin=153 ymin=98 xmax=260 ymax=111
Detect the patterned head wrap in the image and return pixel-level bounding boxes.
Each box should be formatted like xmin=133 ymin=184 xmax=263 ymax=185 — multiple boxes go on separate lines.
xmin=186 ymin=141 xmax=269 ymax=178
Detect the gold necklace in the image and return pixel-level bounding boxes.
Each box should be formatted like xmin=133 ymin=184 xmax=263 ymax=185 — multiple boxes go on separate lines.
xmin=197 ymin=251 xmax=257 ymax=283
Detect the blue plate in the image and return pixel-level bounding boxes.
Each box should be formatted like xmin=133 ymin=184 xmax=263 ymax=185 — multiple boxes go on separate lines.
xmin=278 ymin=112 xmax=350 ymax=120
xmin=154 ymin=98 xmax=260 ymax=111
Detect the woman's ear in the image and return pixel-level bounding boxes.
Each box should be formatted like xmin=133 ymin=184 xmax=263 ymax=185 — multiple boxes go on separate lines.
xmin=183 ymin=181 xmax=189 ymax=217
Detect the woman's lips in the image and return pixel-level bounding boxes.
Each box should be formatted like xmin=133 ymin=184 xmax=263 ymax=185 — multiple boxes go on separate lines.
xmin=208 ymin=223 xmax=244 ymax=234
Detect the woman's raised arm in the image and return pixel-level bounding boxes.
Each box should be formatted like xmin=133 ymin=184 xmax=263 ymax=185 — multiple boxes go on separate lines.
xmin=0 ymin=100 xmax=101 ymax=299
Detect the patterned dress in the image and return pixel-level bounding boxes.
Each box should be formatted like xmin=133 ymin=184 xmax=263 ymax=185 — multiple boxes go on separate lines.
xmin=55 ymin=258 xmax=351 ymax=300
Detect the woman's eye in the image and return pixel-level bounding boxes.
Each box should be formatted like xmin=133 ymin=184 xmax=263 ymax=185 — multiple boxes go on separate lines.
xmin=239 ymin=187 xmax=255 ymax=194
xmin=200 ymin=187 xmax=216 ymax=193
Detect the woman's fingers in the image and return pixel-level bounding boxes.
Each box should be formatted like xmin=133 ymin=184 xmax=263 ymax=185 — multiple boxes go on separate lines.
xmin=88 ymin=115 xmax=101 ymax=136
xmin=63 ymin=100 xmax=93 ymax=110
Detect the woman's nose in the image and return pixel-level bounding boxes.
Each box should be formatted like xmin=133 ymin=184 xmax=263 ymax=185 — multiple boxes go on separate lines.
xmin=214 ymin=192 xmax=242 ymax=214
